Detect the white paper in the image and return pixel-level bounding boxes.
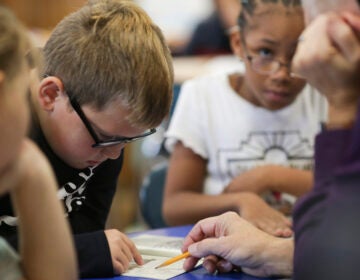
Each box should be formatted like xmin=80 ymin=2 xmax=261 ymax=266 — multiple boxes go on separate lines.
xmin=122 ymin=234 xmax=187 ymax=279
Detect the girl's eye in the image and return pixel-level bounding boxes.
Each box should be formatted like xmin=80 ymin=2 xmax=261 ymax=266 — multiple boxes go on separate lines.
xmin=258 ymin=48 xmax=273 ymax=58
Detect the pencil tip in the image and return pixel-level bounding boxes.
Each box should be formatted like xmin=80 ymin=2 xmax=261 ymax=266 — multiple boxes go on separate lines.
xmin=155 ymin=264 xmax=164 ymax=269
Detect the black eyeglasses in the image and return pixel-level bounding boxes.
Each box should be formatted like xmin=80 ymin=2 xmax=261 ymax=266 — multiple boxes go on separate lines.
xmin=69 ymin=97 xmax=156 ymax=148
xmin=240 ymin=36 xmax=294 ymax=76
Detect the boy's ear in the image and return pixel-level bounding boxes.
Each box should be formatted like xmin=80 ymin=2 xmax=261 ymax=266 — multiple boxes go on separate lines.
xmin=38 ymin=76 xmax=64 ymax=111
xmin=229 ymin=30 xmax=245 ymax=59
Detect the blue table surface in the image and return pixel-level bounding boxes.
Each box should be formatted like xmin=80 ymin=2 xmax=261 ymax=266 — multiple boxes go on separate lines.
xmin=82 ymin=225 xmax=277 ymax=280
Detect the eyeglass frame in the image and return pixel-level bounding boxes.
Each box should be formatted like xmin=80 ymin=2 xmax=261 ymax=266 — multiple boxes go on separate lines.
xmin=239 ymin=33 xmax=294 ymax=76
xmin=68 ymin=95 xmax=156 ymax=148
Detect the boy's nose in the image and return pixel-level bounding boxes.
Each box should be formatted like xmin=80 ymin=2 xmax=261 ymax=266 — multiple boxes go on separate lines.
xmin=101 ymin=144 xmax=125 ymax=160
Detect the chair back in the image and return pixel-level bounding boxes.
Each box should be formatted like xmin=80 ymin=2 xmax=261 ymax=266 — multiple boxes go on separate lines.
xmin=139 ymin=162 xmax=168 ymax=228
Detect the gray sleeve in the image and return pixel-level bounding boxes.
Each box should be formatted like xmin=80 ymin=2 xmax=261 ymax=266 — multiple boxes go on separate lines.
xmin=0 ymin=237 xmax=22 ymax=280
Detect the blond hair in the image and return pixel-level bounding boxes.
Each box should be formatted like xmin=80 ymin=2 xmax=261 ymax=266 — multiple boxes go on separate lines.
xmin=0 ymin=5 xmax=29 ymax=84
xmin=43 ymin=0 xmax=174 ymax=128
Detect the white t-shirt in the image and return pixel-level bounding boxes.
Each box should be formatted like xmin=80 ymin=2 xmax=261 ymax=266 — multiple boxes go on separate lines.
xmin=165 ymin=72 xmax=327 ymax=203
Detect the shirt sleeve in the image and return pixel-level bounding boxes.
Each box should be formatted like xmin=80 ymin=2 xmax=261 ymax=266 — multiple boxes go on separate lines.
xmin=74 ymin=231 xmax=114 ymax=278
xmin=165 ymin=79 xmax=208 ymax=159
xmin=293 ymin=101 xmax=360 ymax=280
xmin=0 ymin=237 xmax=22 ymax=280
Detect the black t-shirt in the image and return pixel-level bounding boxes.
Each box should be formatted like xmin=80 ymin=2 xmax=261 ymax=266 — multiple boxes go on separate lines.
xmin=0 ymin=114 xmax=123 ymax=278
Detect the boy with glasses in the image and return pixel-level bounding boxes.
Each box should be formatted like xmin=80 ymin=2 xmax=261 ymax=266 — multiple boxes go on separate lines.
xmin=0 ymin=0 xmax=173 ymax=278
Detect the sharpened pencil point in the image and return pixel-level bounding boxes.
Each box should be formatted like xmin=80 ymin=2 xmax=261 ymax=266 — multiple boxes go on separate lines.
xmin=154 ymin=251 xmax=191 ymax=269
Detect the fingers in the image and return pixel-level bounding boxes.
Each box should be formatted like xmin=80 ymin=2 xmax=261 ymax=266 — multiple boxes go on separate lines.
xmin=202 ymin=255 xmax=219 ymax=274
xmin=187 ymin=237 xmax=223 ymax=258
xmin=112 ymin=246 xmax=133 ymax=274
xmin=242 ymin=196 xmax=292 ymax=237
xmin=256 ymin=217 xmax=293 ymax=238
xmin=124 ymin=236 xmax=143 ymax=266
xmin=327 ymin=14 xmax=360 ymax=63
xmin=112 ymin=260 xmax=127 ymax=275
xmin=257 ymin=214 xmax=292 ymax=237
xmin=275 ymin=227 xmax=293 ymax=238
xmin=292 ymin=14 xmax=332 ymax=78
xmin=182 ymin=215 xmax=218 ymax=251
xmin=202 ymin=255 xmax=235 ymax=274
xmin=182 ymin=214 xmax=228 ymax=272
xmin=183 ymin=217 xmax=237 ymax=270
xmin=342 ymin=12 xmax=360 ymax=34
xmin=183 ymin=255 xmax=202 ymax=271
xmin=216 ymin=259 xmax=235 ymax=273
xmin=182 ymin=212 xmax=240 ymax=252
xmin=184 ymin=254 xmax=235 ymax=274
xmin=104 ymin=229 xmax=143 ymax=275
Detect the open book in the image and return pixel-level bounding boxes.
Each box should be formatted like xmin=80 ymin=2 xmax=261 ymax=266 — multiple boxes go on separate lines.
xmin=122 ymin=234 xmax=190 ymax=279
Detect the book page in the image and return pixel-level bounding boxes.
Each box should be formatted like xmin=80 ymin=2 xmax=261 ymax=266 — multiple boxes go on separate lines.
xmin=122 ymin=254 xmax=186 ymax=280
xmin=131 ymin=234 xmax=184 ymax=257
xmin=122 ymin=234 xmax=189 ymax=279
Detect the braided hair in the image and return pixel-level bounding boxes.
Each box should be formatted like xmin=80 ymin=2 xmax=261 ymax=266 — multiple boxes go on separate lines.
xmin=238 ymin=0 xmax=302 ymax=29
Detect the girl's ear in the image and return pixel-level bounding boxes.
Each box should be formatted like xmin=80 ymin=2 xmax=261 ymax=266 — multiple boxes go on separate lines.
xmin=229 ymin=28 xmax=245 ymax=59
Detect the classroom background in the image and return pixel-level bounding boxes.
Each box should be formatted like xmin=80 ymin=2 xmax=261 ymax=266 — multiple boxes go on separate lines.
xmin=1 ymin=0 xmax=241 ymax=232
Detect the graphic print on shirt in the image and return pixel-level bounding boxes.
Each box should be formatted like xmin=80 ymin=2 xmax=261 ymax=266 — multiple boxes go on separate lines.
xmin=217 ymin=131 xmax=314 ymax=179
xmin=0 ymin=166 xmax=98 ymax=227
xmin=217 ymin=130 xmax=313 ymax=208
xmin=57 ymin=165 xmax=98 ymax=215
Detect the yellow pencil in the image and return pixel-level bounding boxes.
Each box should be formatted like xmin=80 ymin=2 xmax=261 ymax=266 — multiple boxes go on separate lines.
xmin=155 ymin=251 xmax=191 ymax=269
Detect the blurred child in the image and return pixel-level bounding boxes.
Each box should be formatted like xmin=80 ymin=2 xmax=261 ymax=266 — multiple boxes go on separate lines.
xmin=0 ymin=0 xmax=173 ymax=278
xmin=0 ymin=6 xmax=77 ymax=280
xmin=164 ymin=0 xmax=327 ymax=236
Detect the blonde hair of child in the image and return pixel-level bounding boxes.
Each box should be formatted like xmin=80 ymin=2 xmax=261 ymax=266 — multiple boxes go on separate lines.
xmin=43 ymin=0 xmax=174 ymax=129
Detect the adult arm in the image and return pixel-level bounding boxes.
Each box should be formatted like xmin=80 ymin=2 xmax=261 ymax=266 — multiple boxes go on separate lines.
xmin=293 ymin=12 xmax=360 ymax=129
xmin=293 ymin=130 xmax=360 ymax=279
xmin=292 ymin=11 xmax=360 ymax=280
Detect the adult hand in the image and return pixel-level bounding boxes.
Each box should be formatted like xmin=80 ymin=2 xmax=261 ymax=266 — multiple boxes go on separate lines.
xmin=104 ymin=229 xmax=143 ymax=274
xmin=182 ymin=212 xmax=293 ymax=277
xmin=293 ymin=12 xmax=360 ymax=127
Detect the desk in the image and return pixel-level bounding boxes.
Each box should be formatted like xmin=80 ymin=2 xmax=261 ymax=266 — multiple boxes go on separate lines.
xmin=83 ymin=225 xmax=280 ymax=280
